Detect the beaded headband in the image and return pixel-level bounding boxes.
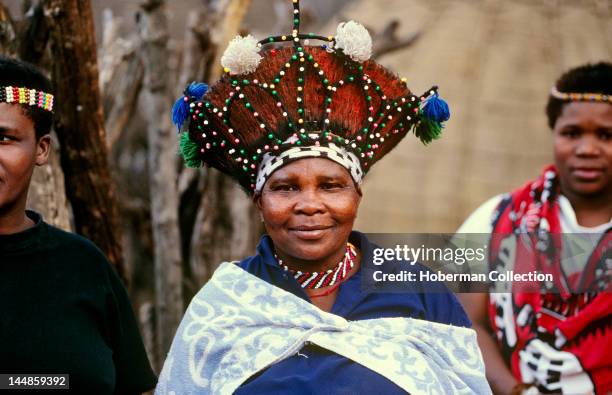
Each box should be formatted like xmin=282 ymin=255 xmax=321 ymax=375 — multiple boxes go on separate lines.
xmin=550 ymin=86 xmax=611 ymax=104
xmin=255 ymin=138 xmax=363 ymax=192
xmin=172 ymin=0 xmax=450 ymax=193
xmin=0 ymin=86 xmax=54 ymax=112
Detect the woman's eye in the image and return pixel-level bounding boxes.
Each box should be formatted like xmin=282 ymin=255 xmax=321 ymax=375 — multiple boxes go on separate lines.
xmin=560 ymin=129 xmax=580 ymax=138
xmin=321 ymin=182 xmax=342 ymax=190
xmin=598 ymin=130 xmax=612 ymax=141
xmin=0 ymin=134 xmax=13 ymax=142
xmin=272 ymin=184 xmax=296 ymax=191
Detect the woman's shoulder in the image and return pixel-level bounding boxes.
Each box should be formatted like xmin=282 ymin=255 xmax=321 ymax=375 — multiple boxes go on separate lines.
xmin=404 ymin=261 xmax=472 ymax=327
xmin=47 ymin=225 xmax=112 ymax=262
xmin=45 ymin=224 xmax=107 ymax=257
xmin=43 ymin=224 xmax=118 ymax=280
xmin=456 ymin=194 xmax=505 ymax=233
xmin=357 ymin=273 xmax=472 ymax=328
xmin=418 ymin=287 xmax=472 ymax=327
xmin=354 ymin=232 xmax=472 ymax=328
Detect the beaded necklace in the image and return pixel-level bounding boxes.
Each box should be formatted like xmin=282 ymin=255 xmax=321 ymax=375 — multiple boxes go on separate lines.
xmin=277 ymin=243 xmax=357 ymax=289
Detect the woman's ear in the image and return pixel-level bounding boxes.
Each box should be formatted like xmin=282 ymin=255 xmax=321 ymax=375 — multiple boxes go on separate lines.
xmin=35 ymin=134 xmax=51 ymax=166
xmin=355 ymin=183 xmax=363 ymax=197
xmin=355 ymin=185 xmax=363 ymax=212
xmin=252 ymin=192 xmax=262 ymax=209
xmin=252 ymin=192 xmax=265 ymax=222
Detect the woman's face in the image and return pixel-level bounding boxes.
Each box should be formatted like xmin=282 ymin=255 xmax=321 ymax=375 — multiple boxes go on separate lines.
xmin=255 ymin=157 xmax=361 ymax=264
xmin=0 ymin=103 xmax=50 ymax=217
xmin=553 ymin=102 xmax=612 ymax=199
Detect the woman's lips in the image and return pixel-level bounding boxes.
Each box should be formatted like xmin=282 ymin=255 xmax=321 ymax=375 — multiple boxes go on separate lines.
xmin=289 ymin=225 xmax=333 ymax=240
xmin=571 ymin=167 xmax=605 ymax=181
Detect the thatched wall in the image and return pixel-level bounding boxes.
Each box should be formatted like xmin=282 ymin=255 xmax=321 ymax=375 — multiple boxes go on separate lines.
xmin=339 ymin=0 xmax=612 ymax=232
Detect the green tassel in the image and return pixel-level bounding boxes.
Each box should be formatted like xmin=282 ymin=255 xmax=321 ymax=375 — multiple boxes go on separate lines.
xmin=179 ymin=132 xmax=202 ymax=168
xmin=413 ymin=110 xmax=443 ymax=145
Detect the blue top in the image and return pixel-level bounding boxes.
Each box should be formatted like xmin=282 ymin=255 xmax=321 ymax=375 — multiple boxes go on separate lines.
xmin=235 ymin=231 xmax=471 ymax=395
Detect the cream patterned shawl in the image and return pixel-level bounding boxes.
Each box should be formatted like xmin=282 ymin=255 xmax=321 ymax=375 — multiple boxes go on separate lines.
xmin=156 ymin=262 xmax=491 ymax=395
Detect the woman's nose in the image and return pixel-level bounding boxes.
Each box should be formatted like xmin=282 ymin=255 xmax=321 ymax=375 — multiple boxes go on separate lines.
xmin=575 ymin=135 xmax=601 ymax=156
xmin=294 ymin=189 xmax=325 ymax=215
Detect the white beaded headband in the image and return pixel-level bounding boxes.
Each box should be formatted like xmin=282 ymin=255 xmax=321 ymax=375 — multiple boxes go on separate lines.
xmin=255 ymin=138 xmax=363 ymax=193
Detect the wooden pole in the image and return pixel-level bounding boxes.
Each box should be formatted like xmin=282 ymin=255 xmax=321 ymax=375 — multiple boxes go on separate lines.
xmin=43 ymin=0 xmax=126 ymax=280
xmin=138 ymin=0 xmax=184 ymax=365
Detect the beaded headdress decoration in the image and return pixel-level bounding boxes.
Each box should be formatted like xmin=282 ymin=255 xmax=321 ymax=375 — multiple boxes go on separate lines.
xmin=550 ymin=86 xmax=611 ymax=104
xmin=0 ymin=86 xmax=54 ymax=112
xmin=172 ymin=0 xmax=450 ymax=194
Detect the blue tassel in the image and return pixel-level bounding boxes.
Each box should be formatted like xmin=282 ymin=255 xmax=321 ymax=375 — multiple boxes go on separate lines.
xmin=172 ymin=96 xmax=190 ymax=131
xmin=185 ymin=82 xmax=208 ymax=100
xmin=422 ymin=92 xmax=450 ymax=123
xmin=171 ymin=82 xmax=209 ymax=131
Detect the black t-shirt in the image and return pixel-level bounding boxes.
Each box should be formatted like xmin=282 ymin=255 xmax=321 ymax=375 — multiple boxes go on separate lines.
xmin=0 ymin=211 xmax=157 ymax=394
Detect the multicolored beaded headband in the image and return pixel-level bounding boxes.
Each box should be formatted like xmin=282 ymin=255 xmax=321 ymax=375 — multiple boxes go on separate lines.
xmin=172 ymin=0 xmax=450 ymax=193
xmin=550 ymin=86 xmax=611 ymax=104
xmin=0 ymin=86 xmax=54 ymax=112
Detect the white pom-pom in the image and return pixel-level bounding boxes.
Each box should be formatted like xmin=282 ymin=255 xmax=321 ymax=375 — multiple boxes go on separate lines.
xmin=334 ymin=21 xmax=372 ymax=62
xmin=221 ymin=35 xmax=262 ymax=75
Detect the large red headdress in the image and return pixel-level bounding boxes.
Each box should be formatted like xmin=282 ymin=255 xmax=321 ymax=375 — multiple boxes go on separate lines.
xmin=172 ymin=0 xmax=450 ymax=193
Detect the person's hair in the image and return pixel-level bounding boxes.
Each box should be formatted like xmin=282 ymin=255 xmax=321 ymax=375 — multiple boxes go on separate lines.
xmin=546 ymin=62 xmax=612 ymax=129
xmin=0 ymin=56 xmax=53 ymax=138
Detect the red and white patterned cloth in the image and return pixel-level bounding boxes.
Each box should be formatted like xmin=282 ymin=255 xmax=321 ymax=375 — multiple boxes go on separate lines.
xmin=488 ymin=165 xmax=612 ymax=394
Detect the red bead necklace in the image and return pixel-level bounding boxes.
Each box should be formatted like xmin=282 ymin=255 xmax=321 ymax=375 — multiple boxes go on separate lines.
xmin=277 ymin=243 xmax=357 ymax=289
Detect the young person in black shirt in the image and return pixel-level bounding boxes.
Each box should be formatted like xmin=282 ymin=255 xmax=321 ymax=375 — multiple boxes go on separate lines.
xmin=0 ymin=56 xmax=157 ymax=394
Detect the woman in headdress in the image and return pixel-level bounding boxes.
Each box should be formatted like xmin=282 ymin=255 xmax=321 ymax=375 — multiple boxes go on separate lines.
xmin=156 ymin=2 xmax=490 ymax=394
xmin=458 ymin=62 xmax=612 ymax=394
